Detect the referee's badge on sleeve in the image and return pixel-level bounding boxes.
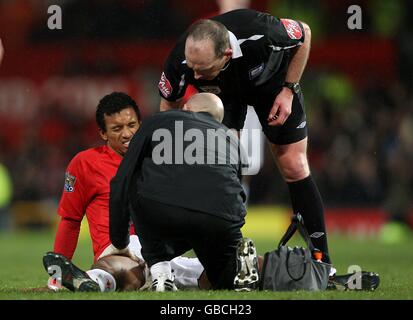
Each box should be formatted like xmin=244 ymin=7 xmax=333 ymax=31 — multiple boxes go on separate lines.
xmin=64 ymin=172 xmax=76 ymax=192
xmin=158 ymin=72 xmax=173 ymax=98
xmin=280 ymin=19 xmax=303 ymax=40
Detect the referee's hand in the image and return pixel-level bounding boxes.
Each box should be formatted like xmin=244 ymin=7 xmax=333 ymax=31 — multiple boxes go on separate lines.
xmin=267 ymin=87 xmax=293 ymax=126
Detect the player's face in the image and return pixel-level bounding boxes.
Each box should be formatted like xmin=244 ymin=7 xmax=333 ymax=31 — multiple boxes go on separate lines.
xmin=185 ymin=38 xmax=230 ymax=80
xmin=100 ymin=107 xmax=140 ymax=156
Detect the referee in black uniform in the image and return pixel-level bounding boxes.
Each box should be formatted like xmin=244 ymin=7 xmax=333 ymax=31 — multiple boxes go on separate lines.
xmin=158 ymin=9 xmax=332 ymax=266
xmin=109 ymin=93 xmax=253 ymax=290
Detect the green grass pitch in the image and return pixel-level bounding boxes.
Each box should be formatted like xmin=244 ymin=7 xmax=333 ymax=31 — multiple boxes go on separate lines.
xmin=0 ymin=206 xmax=412 ymax=300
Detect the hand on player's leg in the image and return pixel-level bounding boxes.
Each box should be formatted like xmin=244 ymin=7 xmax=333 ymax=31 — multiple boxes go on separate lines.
xmin=98 ymin=244 xmax=144 ymax=265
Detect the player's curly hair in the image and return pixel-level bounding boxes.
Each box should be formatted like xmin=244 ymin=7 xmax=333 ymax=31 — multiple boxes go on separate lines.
xmin=187 ymin=19 xmax=230 ymax=58
xmin=96 ymin=92 xmax=141 ymax=132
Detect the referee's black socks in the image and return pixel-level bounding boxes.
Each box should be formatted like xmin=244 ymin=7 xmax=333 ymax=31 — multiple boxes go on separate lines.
xmin=287 ymin=175 xmax=331 ymax=264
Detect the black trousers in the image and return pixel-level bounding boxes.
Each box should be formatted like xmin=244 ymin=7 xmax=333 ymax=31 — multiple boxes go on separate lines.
xmin=132 ymin=195 xmax=244 ymax=290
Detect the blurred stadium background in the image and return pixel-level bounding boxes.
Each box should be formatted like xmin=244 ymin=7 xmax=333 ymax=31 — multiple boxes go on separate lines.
xmin=0 ymin=0 xmax=413 ymax=298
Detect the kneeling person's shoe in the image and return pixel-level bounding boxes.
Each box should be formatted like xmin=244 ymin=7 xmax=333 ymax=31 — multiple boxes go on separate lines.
xmin=43 ymin=251 xmax=100 ymax=292
xmin=234 ymin=238 xmax=259 ymax=291
xmin=151 ymin=274 xmax=178 ymax=292
xmin=328 ymin=271 xmax=380 ymax=291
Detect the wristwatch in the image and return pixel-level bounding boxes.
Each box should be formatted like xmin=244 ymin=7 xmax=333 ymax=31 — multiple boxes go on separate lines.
xmin=283 ymin=81 xmax=300 ymax=94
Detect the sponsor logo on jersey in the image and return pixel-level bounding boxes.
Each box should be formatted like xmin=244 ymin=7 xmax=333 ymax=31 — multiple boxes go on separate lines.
xmin=198 ymin=85 xmax=221 ymax=95
xmin=281 ymin=19 xmax=303 ymax=40
xmin=158 ymin=72 xmax=172 ymax=98
xmin=249 ymin=63 xmax=265 ymax=80
xmin=64 ymin=172 xmax=76 ymax=192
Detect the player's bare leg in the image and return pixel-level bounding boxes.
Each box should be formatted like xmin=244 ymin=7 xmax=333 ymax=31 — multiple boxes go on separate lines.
xmin=47 ymin=253 xmax=210 ymax=292
xmin=92 ymin=255 xmax=145 ymax=291
xmin=197 ymin=270 xmax=212 ymax=290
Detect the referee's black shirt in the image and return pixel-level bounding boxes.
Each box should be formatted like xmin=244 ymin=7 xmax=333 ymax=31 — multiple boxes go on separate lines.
xmin=110 ymin=110 xmax=247 ymax=249
xmin=158 ymin=9 xmax=305 ymax=107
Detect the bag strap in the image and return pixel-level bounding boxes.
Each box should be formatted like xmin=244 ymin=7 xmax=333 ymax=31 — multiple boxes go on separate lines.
xmin=278 ymin=217 xmax=298 ymax=247
xmin=278 ymin=213 xmax=316 ymax=252
xmin=285 ymin=247 xmax=307 ymax=281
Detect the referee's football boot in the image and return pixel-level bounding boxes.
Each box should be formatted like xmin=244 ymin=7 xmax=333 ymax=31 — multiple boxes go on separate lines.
xmin=43 ymin=251 xmax=100 ymax=292
xmin=234 ymin=238 xmax=259 ymax=291
xmin=327 ymin=271 xmax=380 ymax=291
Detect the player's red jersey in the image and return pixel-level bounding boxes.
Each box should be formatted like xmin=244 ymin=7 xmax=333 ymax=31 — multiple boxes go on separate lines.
xmin=55 ymin=145 xmax=125 ymax=262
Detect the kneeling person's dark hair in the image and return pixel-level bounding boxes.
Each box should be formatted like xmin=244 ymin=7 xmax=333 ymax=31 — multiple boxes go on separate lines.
xmin=96 ymin=92 xmax=141 ymax=132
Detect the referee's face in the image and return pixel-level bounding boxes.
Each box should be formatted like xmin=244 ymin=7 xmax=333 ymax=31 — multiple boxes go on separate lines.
xmin=100 ymin=107 xmax=141 ymax=157
xmin=185 ymin=38 xmax=230 ymax=80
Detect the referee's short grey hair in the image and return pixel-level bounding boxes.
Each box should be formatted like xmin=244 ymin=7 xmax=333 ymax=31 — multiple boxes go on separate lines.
xmin=186 ymin=19 xmax=230 ymax=58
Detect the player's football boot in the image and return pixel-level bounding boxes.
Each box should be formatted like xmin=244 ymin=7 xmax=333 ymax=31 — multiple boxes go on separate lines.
xmin=151 ymin=273 xmax=178 ymax=292
xmin=43 ymin=251 xmax=100 ymax=292
xmin=327 ymin=271 xmax=380 ymax=291
xmin=234 ymin=238 xmax=259 ymax=291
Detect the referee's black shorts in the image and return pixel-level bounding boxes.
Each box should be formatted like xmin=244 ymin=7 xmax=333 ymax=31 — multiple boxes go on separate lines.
xmin=132 ymin=195 xmax=244 ymax=290
xmin=222 ymin=86 xmax=308 ymax=145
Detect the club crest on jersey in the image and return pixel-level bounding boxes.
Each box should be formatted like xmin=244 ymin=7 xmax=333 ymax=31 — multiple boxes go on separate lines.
xmin=64 ymin=172 xmax=76 ymax=192
xmin=281 ymin=19 xmax=302 ymax=40
xmin=198 ymin=86 xmax=221 ymax=95
xmin=158 ymin=72 xmax=173 ymax=98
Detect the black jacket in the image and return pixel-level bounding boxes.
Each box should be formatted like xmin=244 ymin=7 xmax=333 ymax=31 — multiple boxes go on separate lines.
xmin=110 ymin=110 xmax=247 ymax=249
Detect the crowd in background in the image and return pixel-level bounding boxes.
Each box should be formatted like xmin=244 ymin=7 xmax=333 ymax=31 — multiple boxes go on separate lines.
xmin=0 ymin=0 xmax=412 ymax=228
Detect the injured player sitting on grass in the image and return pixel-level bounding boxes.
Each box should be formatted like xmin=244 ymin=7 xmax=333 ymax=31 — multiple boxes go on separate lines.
xmin=43 ymin=92 xmax=208 ymax=292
